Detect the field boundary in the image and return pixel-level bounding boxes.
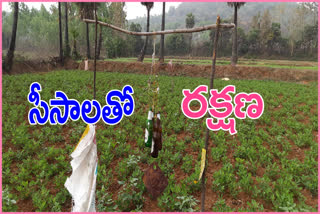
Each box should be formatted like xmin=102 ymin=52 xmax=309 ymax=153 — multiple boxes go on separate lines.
xmin=5 ymin=59 xmax=317 ymax=82
xmin=79 ymin=61 xmax=318 ymax=82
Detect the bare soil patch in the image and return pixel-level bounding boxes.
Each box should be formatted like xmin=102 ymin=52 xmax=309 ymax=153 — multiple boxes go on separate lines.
xmin=5 ymin=58 xmax=78 ymax=74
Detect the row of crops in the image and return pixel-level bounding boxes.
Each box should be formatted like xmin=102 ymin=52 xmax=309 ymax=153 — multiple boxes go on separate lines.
xmin=103 ymin=57 xmax=318 ymax=71
xmin=2 ymin=70 xmax=318 ymax=211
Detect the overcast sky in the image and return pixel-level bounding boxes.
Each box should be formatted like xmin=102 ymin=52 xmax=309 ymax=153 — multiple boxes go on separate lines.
xmin=2 ymin=2 xmax=181 ymax=20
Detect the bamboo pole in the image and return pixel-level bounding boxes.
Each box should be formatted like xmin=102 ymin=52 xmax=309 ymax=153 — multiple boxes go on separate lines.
xmin=200 ymin=15 xmax=221 ymax=212
xmin=93 ymin=3 xmax=97 ymax=100
xmin=83 ymin=18 xmax=234 ymax=36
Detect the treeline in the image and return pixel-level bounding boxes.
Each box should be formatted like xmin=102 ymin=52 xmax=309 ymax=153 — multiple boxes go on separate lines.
xmin=2 ymin=2 xmax=143 ymax=59
xmin=2 ymin=2 xmax=318 ymax=61
xmin=162 ymin=3 xmax=318 ymax=59
xmin=192 ymin=6 xmax=318 ymax=59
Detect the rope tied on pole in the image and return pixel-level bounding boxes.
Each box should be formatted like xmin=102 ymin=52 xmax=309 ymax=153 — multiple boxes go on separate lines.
xmin=151 ymin=35 xmax=159 ymax=113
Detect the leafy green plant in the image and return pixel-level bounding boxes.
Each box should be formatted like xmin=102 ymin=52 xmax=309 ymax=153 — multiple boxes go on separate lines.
xmin=212 ymin=197 xmax=234 ymax=212
xmin=2 ymin=186 xmax=17 ymax=212
xmin=246 ymin=199 xmax=264 ymax=211
xmin=117 ymin=155 xmax=140 ymax=180
xmin=116 ymin=169 xmax=145 ymax=211
xmin=96 ymin=185 xmax=117 ymax=212
xmin=211 ymin=144 xmax=227 ymax=162
xmin=212 ymin=162 xmax=239 ymax=197
xmin=174 ymin=195 xmax=199 ymax=212
xmin=32 ymin=187 xmax=50 ymax=211
xmin=181 ymin=154 xmax=193 ymax=173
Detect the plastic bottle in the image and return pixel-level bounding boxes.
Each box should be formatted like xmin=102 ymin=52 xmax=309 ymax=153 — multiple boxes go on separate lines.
xmin=151 ymin=115 xmax=160 ymax=158
xmin=156 ymin=112 xmax=162 ymax=151
xmin=144 ymin=109 xmax=153 ymax=147
xmin=151 ymin=138 xmax=158 ymax=158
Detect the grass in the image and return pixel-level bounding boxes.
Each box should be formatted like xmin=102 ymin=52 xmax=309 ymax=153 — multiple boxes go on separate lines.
xmin=2 ymin=70 xmax=318 ymax=212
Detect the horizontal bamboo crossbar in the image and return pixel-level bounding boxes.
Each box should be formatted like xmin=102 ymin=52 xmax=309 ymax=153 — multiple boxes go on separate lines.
xmin=83 ymin=18 xmax=234 ymax=36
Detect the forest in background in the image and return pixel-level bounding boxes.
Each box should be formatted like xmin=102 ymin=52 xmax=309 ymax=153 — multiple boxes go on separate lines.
xmin=2 ymin=2 xmax=318 ymax=61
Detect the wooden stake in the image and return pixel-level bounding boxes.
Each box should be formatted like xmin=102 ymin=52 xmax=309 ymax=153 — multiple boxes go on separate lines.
xmin=83 ymin=18 xmax=234 ymax=36
xmin=93 ymin=3 xmax=97 ymax=100
xmin=200 ymin=15 xmax=221 ymax=212
xmin=58 ymin=2 xmax=63 ymax=65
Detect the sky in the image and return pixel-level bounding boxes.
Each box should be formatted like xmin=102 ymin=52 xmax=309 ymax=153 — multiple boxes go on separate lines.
xmin=2 ymin=2 xmax=181 ymax=20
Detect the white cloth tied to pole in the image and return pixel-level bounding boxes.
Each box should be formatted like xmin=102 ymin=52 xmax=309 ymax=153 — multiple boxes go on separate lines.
xmin=84 ymin=60 xmax=89 ymax=71
xmin=64 ymin=124 xmax=98 ymax=212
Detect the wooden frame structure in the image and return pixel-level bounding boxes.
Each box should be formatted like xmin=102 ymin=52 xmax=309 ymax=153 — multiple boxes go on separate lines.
xmin=86 ymin=10 xmax=234 ymax=211
xmin=84 ymin=18 xmax=234 ymax=35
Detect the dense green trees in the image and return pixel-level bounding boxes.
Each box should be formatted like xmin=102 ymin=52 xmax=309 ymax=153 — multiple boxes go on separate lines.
xmin=129 ymin=23 xmax=144 ymax=57
xmin=2 ymin=2 xmax=317 ymax=61
xmin=165 ymin=34 xmax=187 ymax=56
xmin=185 ymin=13 xmax=195 ymax=54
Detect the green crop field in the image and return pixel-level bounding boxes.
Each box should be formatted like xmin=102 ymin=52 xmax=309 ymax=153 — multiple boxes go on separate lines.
xmin=2 ymin=70 xmax=318 ymax=212
xmin=102 ymin=57 xmax=318 ymax=71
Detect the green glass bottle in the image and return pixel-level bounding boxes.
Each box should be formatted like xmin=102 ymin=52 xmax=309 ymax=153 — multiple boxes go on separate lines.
xmin=144 ymin=109 xmax=153 ymax=147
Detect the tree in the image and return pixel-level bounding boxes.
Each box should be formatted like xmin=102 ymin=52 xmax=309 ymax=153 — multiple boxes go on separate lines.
xmin=270 ymin=23 xmax=282 ymax=54
xmin=96 ymin=3 xmax=111 ymax=59
xmin=70 ymin=27 xmax=80 ymax=59
xmin=209 ymin=18 xmax=232 ymax=57
xmin=109 ymin=2 xmax=126 ymax=30
xmin=302 ymin=2 xmax=318 ymax=26
xmin=64 ymin=3 xmax=70 ymax=57
xmin=129 ymin=22 xmax=144 ymax=56
xmin=237 ymin=27 xmax=249 ymax=56
xmin=185 ymin=13 xmax=195 ymax=54
xmin=159 ymin=2 xmax=166 ymax=63
xmin=4 ymin=2 xmax=19 ymax=73
xmin=248 ymin=29 xmax=260 ymax=55
xmin=260 ymin=9 xmax=272 ymax=54
xmin=227 ymin=2 xmax=245 ymax=66
xmin=251 ymin=12 xmax=261 ymax=30
xmin=301 ymin=2 xmax=318 ymax=56
xmin=185 ymin=13 xmax=195 ymax=28
xmin=137 ymin=2 xmax=154 ymax=62
xmin=165 ymin=34 xmax=187 ymax=55
xmin=301 ymin=24 xmax=317 ymax=56
xmin=76 ymin=3 xmax=95 ymax=59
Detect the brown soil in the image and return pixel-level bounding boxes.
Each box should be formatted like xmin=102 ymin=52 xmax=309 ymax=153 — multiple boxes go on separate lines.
xmin=142 ymin=192 xmax=162 ymax=212
xmin=5 ymin=58 xmax=77 ymax=74
xmin=17 ymin=198 xmax=35 ymax=212
xmin=142 ymin=162 xmax=168 ymax=199
xmin=6 ymin=59 xmax=317 ymax=83
xmin=79 ymin=61 xmax=317 ymax=82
